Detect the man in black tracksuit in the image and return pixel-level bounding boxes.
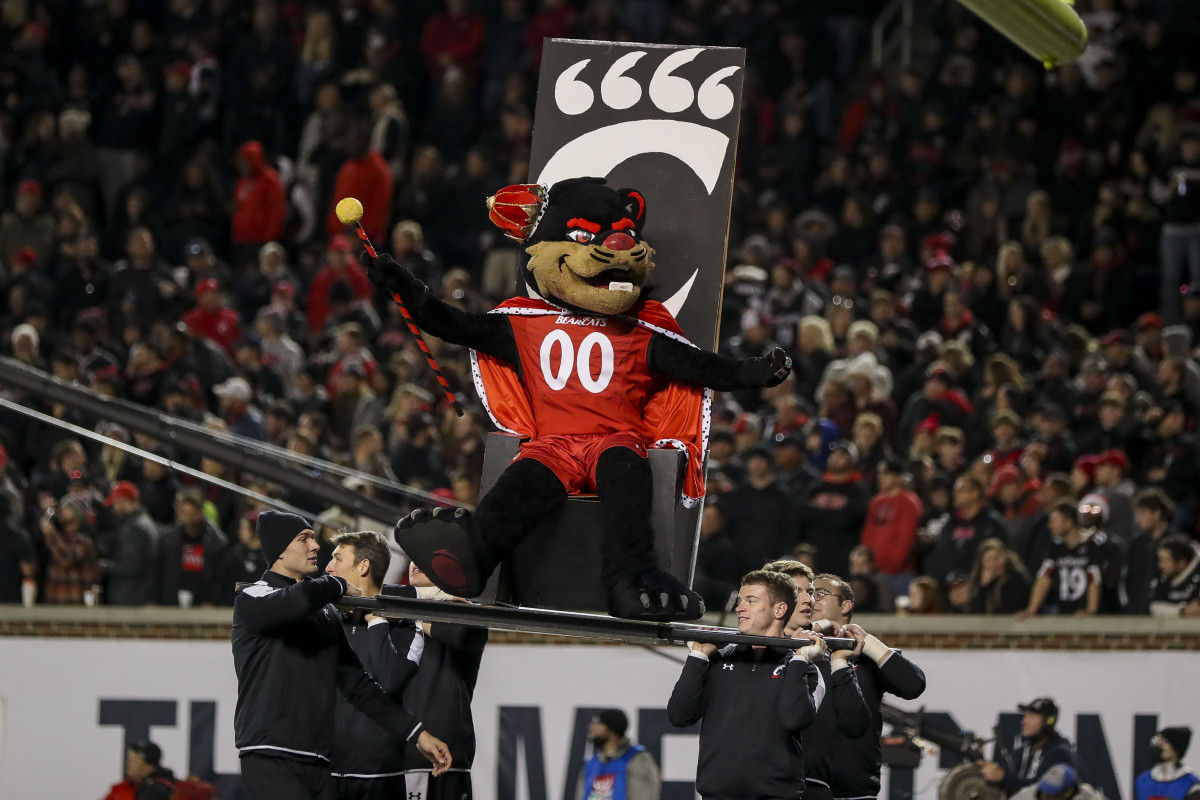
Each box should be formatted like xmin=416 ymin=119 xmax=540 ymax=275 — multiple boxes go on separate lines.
xmin=768 ymin=559 xmax=872 ymax=800
xmin=668 ymin=569 xmax=825 ymax=800
xmin=802 ymin=629 xmax=870 ymax=799
xmin=232 ymin=511 xmax=451 ymax=800
xmin=396 ymin=564 xmax=490 ymax=800
xmin=810 ymin=574 xmax=927 ymax=800
xmin=325 ymin=531 xmax=426 ymax=800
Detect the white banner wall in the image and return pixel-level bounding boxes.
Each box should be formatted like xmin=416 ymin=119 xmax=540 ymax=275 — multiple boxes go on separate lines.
xmin=1 ymin=639 xmax=1196 ymax=800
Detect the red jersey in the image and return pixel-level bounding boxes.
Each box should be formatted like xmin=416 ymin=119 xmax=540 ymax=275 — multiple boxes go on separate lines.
xmin=506 ymin=310 xmax=654 ymax=436
xmin=473 ymin=298 xmax=710 ymax=503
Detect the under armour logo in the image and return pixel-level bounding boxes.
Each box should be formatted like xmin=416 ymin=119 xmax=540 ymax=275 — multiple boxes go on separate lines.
xmin=409 ymin=793 xmax=422 ymax=800
xmin=722 ymin=662 xmax=734 ymax=670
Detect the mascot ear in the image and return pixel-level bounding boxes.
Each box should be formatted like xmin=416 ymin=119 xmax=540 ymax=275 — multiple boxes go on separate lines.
xmin=618 ymin=189 xmax=647 ymax=227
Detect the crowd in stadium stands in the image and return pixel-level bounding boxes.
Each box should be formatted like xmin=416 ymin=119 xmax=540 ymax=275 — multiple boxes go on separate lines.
xmin=0 ymin=0 xmax=1198 ymax=617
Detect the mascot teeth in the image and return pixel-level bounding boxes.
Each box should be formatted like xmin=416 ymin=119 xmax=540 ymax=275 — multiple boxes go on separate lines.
xmin=609 ymin=281 xmax=635 ymax=292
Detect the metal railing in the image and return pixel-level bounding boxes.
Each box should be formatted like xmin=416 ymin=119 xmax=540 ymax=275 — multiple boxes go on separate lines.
xmin=872 ymin=0 xmax=915 ymax=68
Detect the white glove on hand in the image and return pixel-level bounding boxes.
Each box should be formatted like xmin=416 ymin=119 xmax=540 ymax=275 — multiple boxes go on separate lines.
xmin=415 ymin=585 xmax=459 ymax=602
xmin=796 ymin=635 xmax=828 ymax=661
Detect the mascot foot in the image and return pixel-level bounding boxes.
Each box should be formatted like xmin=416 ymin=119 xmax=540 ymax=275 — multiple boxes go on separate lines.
xmin=394 ymin=507 xmax=494 ymax=598
xmin=609 ymin=569 xmax=705 ymax=621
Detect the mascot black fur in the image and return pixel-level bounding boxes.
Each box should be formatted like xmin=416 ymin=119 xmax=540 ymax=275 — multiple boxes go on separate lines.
xmin=366 ymin=177 xmax=791 ymax=620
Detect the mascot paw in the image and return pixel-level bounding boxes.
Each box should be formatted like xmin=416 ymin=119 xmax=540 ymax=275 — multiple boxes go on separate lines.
xmin=763 ymin=347 xmax=793 ymax=386
xmin=609 ymin=569 xmax=705 ymax=621
xmin=361 ymin=252 xmax=417 ymax=299
xmin=394 ymin=507 xmax=493 ymax=598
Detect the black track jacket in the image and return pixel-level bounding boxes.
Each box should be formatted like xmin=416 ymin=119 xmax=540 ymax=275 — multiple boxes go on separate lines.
xmin=402 ymin=619 xmax=489 ymax=772
xmin=668 ymin=645 xmax=824 ymax=800
xmin=232 ymin=571 xmax=423 ymax=762
xmin=830 ymin=650 xmax=927 ymax=799
xmin=332 ymin=613 xmax=424 ymax=777
xmin=804 ymin=657 xmax=870 ymax=789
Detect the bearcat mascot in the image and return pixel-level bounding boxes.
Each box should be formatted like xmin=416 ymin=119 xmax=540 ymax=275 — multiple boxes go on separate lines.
xmin=365 ymin=177 xmax=791 ymax=620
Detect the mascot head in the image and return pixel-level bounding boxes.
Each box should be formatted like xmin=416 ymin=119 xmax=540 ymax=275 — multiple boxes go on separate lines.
xmin=487 ymin=177 xmax=655 ymax=315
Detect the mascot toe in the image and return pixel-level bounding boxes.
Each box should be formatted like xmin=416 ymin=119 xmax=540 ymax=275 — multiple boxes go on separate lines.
xmin=371 ymin=177 xmax=791 ymax=621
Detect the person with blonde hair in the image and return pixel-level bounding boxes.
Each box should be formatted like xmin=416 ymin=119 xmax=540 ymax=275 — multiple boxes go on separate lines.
xmin=797 ymin=316 xmax=835 ymax=402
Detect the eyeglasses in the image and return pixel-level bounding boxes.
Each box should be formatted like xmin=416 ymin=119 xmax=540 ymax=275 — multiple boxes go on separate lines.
xmin=813 ymin=588 xmax=843 ymax=601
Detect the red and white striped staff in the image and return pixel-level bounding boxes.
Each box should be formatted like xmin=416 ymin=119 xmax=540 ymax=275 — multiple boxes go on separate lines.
xmin=336 ymin=197 xmax=463 ymax=417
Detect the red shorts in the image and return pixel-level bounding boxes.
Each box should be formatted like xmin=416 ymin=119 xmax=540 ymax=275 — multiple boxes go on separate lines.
xmin=514 ymin=432 xmax=648 ymax=494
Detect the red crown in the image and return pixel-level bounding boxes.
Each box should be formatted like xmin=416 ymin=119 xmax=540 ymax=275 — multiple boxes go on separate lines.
xmin=486 ymin=183 xmax=545 ymax=241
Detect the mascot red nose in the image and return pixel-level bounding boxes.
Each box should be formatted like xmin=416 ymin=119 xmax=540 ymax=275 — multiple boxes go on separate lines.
xmin=366 ymin=177 xmax=792 ymax=620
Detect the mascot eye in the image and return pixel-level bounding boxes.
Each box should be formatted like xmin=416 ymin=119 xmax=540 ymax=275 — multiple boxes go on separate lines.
xmin=567 ymin=229 xmax=595 ymax=244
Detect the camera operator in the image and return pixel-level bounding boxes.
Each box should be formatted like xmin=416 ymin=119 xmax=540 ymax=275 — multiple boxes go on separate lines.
xmin=978 ymin=698 xmax=1074 ymax=796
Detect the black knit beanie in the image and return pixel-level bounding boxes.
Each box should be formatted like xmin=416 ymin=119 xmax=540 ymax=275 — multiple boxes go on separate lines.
xmin=258 ymin=510 xmax=313 ymax=567
xmin=597 ymin=709 xmax=628 ymax=739
xmin=1161 ymin=727 xmax=1192 ymax=759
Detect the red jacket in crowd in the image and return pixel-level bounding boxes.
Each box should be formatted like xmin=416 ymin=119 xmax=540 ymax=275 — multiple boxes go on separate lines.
xmin=307 ymin=239 xmax=373 ymax=333
xmin=420 ymin=8 xmax=485 ymax=80
xmin=183 ymin=307 xmax=242 ymax=354
xmin=232 ymin=141 xmax=286 ymax=246
xmin=327 ymin=151 xmax=393 ymax=245
xmin=861 ymin=488 xmax=924 ymax=575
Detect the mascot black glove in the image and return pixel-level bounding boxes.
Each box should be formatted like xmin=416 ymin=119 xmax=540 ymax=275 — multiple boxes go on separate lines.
xmin=361 ymin=251 xmax=424 ymax=304
xmin=742 ymin=347 xmax=793 ymax=387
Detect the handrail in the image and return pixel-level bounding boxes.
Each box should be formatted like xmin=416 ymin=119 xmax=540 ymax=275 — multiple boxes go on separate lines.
xmin=871 ymin=0 xmax=914 ymax=69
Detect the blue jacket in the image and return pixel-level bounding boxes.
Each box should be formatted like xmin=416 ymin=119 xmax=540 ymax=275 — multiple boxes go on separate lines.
xmin=1136 ymin=765 xmax=1200 ymax=800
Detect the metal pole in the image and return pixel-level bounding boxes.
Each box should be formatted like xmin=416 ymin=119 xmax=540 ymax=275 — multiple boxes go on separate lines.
xmin=0 ymin=356 xmax=409 ymax=521
xmin=0 ymin=397 xmax=318 ymax=519
xmin=338 ymin=593 xmax=859 ymax=651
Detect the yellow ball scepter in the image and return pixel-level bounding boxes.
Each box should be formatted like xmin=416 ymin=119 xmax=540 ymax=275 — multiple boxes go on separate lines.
xmin=336 ymin=196 xmax=463 ymax=416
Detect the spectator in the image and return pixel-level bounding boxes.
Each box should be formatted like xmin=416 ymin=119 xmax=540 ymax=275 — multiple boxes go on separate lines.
xmin=0 ymin=494 xmax=36 ymax=605
xmin=107 ymin=227 xmax=180 ymax=333
xmin=722 ymin=444 xmax=794 ymax=576
xmin=797 ymin=441 xmax=869 ymax=576
xmin=137 ymin=455 xmax=182 ymax=526
xmin=1152 ymin=127 xmax=1200 ymax=325
xmin=1024 ymin=500 xmax=1101 ymax=617
xmin=99 ymin=481 xmax=159 ymax=606
xmin=1138 ymin=402 xmax=1200 ymax=529
xmin=40 ymin=496 xmax=99 ymax=605
xmin=308 ymin=235 xmax=373 ymax=335
xmin=0 ymin=180 xmax=55 ymax=268
xmin=905 ymin=575 xmax=946 ymax=614
xmin=231 ymin=140 xmax=286 ymax=251
xmin=1127 ymin=489 xmax=1179 ymax=615
xmin=213 ymin=377 xmax=267 ymax=441
xmin=1148 ymin=535 xmax=1200 ymax=618
xmin=183 ymin=278 xmax=242 ymax=355
xmin=848 ymin=546 xmax=896 ymax=614
xmin=967 ymin=537 xmax=1031 ymax=615
xmin=101 ymin=739 xmax=177 ymax=800
xmin=859 ymin=456 xmax=921 ymax=594
xmin=923 ymin=474 xmax=1007 ymax=587
xmin=158 ymin=488 xmax=229 ymax=607
xmin=327 ymin=125 xmax=394 ymax=245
